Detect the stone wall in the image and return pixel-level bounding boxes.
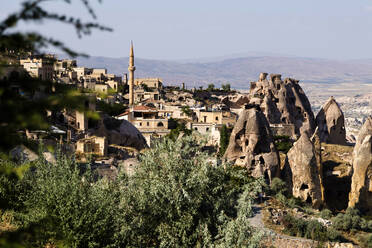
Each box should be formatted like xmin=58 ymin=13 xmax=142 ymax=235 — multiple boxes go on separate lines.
xmin=270 ymin=124 xmax=296 ymax=138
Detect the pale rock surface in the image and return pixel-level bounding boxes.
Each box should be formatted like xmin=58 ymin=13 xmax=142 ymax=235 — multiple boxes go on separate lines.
xmin=287 ymin=133 xmax=323 ymax=208
xmin=348 ymin=117 xmax=372 ymax=212
xmin=223 ymin=105 xmax=279 ymax=182
xmin=248 ymin=73 xmax=315 ymax=138
xmin=315 ymin=96 xmax=346 ymax=145
xmin=221 ymin=94 xmax=250 ymax=109
xmin=10 ymin=145 xmax=38 ymax=163
xmin=92 ymin=115 xmax=148 ymax=151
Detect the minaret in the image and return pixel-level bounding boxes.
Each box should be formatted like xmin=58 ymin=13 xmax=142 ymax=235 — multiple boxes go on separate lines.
xmin=128 ymin=41 xmax=136 ymax=105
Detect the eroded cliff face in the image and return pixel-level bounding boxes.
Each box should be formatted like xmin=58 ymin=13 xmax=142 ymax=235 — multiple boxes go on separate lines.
xmin=223 ymin=105 xmax=279 ymax=182
xmin=315 ymin=97 xmax=347 ymax=145
xmin=348 ymin=117 xmax=372 ymax=212
xmin=248 ymin=73 xmax=315 ymax=138
xmin=287 ymin=133 xmax=323 ymax=208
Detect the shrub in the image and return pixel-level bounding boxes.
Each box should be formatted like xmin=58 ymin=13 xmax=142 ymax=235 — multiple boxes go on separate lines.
xmin=276 ymin=192 xmax=287 ymax=206
xmin=119 ymin=137 xmax=264 ymax=247
xmin=368 ymin=220 xmax=372 ymax=230
xmin=273 ymin=135 xmax=293 ymax=153
xmin=366 ymin=234 xmax=372 ymax=248
xmin=1 ymin=137 xmax=265 ymax=247
xmin=287 ymin=198 xmax=298 ymax=209
xmin=219 ymin=125 xmax=231 ymax=157
xmin=270 ymin=177 xmax=287 ymax=195
xmin=283 ymin=214 xmax=341 ymax=242
xmin=331 ymin=208 xmax=371 ymax=232
xmin=305 ymin=219 xmax=328 ymax=241
xmin=18 ymin=156 xmax=122 ymax=247
xmin=320 ymin=209 xmax=333 ymax=219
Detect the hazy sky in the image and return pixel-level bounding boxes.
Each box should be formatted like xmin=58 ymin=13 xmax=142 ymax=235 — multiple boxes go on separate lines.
xmin=3 ymin=0 xmax=372 ymax=60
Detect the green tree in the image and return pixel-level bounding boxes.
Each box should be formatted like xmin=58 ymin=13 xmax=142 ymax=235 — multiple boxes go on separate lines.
xmin=221 ymin=83 xmax=231 ymax=92
xmin=1 ymin=136 xmax=265 ymax=247
xmin=119 ymin=136 xmax=264 ymax=247
xmin=270 ymin=177 xmax=287 ymax=195
xmin=181 ymin=105 xmax=192 ymax=117
xmin=207 ymin=83 xmax=215 ymax=91
xmin=219 ymin=124 xmax=230 ymax=156
xmin=19 ymin=155 xmax=121 ymax=247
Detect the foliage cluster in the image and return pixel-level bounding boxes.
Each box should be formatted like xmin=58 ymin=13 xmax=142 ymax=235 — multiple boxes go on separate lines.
xmin=180 ymin=105 xmax=193 ymax=117
xmin=207 ymin=83 xmax=215 ymax=91
xmin=273 ymin=135 xmax=293 ymax=154
xmin=359 ymin=234 xmax=372 ymax=248
xmin=96 ymin=100 xmax=127 ymax=117
xmin=167 ymin=119 xmax=192 ymax=141
xmin=332 ymin=208 xmax=372 ymax=233
xmin=221 ymin=83 xmax=231 ymax=92
xmin=320 ymin=209 xmax=333 ymax=219
xmin=142 ymin=84 xmax=153 ymax=92
xmin=0 ymin=137 xmax=265 ymax=247
xmin=282 ymin=214 xmax=341 ymax=242
xmin=219 ymin=124 xmax=231 ymax=157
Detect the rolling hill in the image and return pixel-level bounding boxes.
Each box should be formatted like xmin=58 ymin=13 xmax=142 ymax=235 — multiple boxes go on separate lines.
xmin=76 ymin=55 xmax=372 ymax=89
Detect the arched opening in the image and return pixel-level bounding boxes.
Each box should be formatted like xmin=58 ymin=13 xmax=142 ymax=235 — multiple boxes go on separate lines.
xmin=157 ymin=122 xmax=164 ymax=127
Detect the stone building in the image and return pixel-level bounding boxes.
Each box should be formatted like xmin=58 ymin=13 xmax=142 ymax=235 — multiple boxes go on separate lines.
xmin=194 ymin=109 xmax=237 ymax=127
xmin=94 ymin=83 xmax=109 ymax=93
xmin=134 ymin=78 xmax=163 ymax=89
xmin=189 ymin=123 xmax=221 ymax=146
xmin=134 ymin=87 xmax=162 ymax=102
xmin=120 ymin=105 xmax=170 ymax=146
xmin=76 ymin=135 xmax=107 ymax=156
xmin=20 ymin=55 xmax=54 ymax=81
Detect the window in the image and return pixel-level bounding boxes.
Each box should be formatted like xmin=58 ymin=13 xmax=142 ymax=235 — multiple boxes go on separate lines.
xmin=206 ymin=127 xmax=209 ymax=131
xmin=215 ymin=116 xmax=219 ymax=121
xmin=139 ymin=122 xmax=142 ymax=126
xmin=194 ymin=127 xmax=198 ymax=130
xmin=157 ymin=122 xmax=164 ymax=127
xmin=147 ymin=122 xmax=150 ymax=126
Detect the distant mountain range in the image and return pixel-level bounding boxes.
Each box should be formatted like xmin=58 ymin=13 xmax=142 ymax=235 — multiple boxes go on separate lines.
xmin=75 ymin=55 xmax=372 ymax=89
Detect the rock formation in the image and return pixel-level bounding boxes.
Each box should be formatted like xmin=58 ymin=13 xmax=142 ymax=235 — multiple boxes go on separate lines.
xmin=221 ymin=94 xmax=250 ymax=109
xmin=287 ymin=133 xmax=323 ymax=208
xmin=315 ymin=96 xmax=346 ymax=145
xmin=10 ymin=145 xmax=39 ymax=163
xmin=92 ymin=115 xmax=148 ymax=151
xmin=348 ymin=117 xmax=372 ymax=212
xmin=248 ymin=73 xmax=315 ymax=138
xmin=223 ymin=105 xmax=279 ymax=182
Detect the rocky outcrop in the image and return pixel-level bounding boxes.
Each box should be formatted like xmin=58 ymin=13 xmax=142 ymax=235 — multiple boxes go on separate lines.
xmin=315 ymin=97 xmax=346 ymax=145
xmin=348 ymin=117 xmax=372 ymax=212
xmin=223 ymin=105 xmax=279 ymax=182
xmin=287 ymin=133 xmax=323 ymax=208
xmin=221 ymin=94 xmax=250 ymax=109
xmin=10 ymin=145 xmax=57 ymax=164
xmin=249 ymin=73 xmax=315 ymax=138
xmin=10 ymin=145 xmax=39 ymax=163
xmin=92 ymin=115 xmax=148 ymax=151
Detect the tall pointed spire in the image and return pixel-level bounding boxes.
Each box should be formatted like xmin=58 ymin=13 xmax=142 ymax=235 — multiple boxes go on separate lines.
xmin=130 ymin=40 xmax=134 ymax=57
xmin=128 ymin=41 xmax=136 ymax=106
